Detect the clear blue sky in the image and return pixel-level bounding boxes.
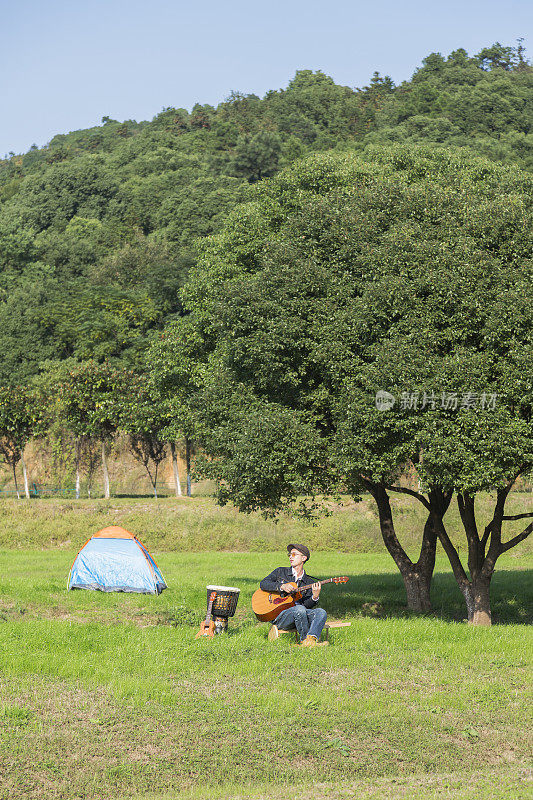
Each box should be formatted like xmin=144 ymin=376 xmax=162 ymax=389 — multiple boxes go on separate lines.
xmin=2 ymin=0 xmax=531 ymax=156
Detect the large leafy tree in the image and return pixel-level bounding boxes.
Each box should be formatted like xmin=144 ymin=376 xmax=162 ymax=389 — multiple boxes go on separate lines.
xmin=164 ymin=144 xmax=532 ymax=623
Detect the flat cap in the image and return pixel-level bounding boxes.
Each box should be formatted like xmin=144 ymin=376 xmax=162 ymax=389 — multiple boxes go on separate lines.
xmin=287 ymin=543 xmax=310 ymax=562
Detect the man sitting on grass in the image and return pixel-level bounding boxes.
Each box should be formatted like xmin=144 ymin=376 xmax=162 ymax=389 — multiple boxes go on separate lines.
xmin=260 ymin=544 xmax=328 ymax=647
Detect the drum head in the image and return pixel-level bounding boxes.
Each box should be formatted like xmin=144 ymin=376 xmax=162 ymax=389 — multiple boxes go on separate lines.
xmin=206 ymin=585 xmax=240 ymax=593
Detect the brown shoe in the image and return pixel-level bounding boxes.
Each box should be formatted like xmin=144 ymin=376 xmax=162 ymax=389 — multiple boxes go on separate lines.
xmin=300 ymin=635 xmax=329 ymax=647
xmin=268 ymin=625 xmax=280 ymax=641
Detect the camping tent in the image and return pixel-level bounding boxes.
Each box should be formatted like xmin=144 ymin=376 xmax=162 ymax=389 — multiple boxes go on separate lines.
xmin=68 ymin=526 xmax=167 ymax=594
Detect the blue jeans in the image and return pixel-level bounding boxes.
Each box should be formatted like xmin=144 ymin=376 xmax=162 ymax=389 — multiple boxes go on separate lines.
xmin=275 ymin=605 xmax=327 ymax=641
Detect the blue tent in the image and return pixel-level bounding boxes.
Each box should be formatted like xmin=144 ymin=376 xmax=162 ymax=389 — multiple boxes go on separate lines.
xmin=68 ymin=526 xmax=167 ymax=594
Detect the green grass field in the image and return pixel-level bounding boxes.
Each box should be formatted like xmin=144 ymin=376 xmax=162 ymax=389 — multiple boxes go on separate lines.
xmin=0 ymin=496 xmax=531 ymax=799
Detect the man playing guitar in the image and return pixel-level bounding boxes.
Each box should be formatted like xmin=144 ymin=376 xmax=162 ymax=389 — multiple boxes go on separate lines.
xmin=259 ymin=543 xmax=328 ymax=647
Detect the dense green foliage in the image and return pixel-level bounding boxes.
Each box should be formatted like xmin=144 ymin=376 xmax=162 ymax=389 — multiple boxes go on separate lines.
xmin=169 ymin=144 xmax=532 ymax=505
xmin=0 ymin=42 xmax=531 ymax=383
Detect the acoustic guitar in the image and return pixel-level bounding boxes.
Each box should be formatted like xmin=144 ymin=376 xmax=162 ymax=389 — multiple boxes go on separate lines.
xmin=195 ymin=590 xmax=217 ymax=638
xmin=252 ymin=577 xmax=349 ymax=622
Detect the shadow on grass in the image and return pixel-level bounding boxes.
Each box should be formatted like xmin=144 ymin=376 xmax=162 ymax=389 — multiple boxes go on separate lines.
xmin=232 ymin=570 xmax=533 ymax=626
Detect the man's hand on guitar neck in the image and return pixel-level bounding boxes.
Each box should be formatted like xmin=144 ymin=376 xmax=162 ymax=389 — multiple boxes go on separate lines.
xmin=280 ymin=581 xmax=321 ymax=600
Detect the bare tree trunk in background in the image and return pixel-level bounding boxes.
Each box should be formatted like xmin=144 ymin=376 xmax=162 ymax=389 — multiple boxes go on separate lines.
xmin=170 ymin=442 xmax=182 ymax=497
xmin=84 ymin=437 xmax=99 ymax=500
xmin=185 ymin=437 xmax=192 ymax=497
xmin=12 ymin=463 xmax=20 ymax=500
xmin=75 ymin=438 xmax=81 ymax=500
xmin=21 ymin=453 xmax=30 ymax=499
xmin=153 ymin=463 xmax=159 ymax=499
xmin=101 ymin=441 xmax=110 ymax=499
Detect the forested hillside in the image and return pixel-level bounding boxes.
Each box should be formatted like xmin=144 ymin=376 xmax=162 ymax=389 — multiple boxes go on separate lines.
xmin=0 ymin=42 xmax=531 ymax=384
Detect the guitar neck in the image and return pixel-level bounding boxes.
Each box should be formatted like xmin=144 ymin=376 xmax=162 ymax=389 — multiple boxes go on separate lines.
xmin=204 ymin=598 xmax=215 ymax=625
xmin=297 ymin=577 xmax=337 ymax=592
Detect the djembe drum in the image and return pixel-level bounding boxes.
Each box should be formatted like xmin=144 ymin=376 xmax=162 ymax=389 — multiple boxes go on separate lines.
xmin=206 ymin=585 xmax=240 ymax=633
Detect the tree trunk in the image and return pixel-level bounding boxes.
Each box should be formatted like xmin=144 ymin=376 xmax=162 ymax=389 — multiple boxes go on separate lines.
xmin=101 ymin=441 xmax=110 ymax=499
xmin=470 ymin=576 xmax=492 ymax=626
xmin=75 ymin=439 xmax=81 ymax=500
xmin=170 ymin=442 xmax=182 ymax=497
xmin=434 ymin=517 xmax=478 ymax=622
xmin=407 ymin=510 xmax=440 ymax=612
xmin=370 ymin=483 xmax=435 ymax=613
xmin=12 ymin=463 xmax=20 ymax=500
xmin=153 ymin=463 xmax=158 ymax=499
xmin=434 ymin=504 xmax=497 ymax=627
xmin=185 ymin=437 xmax=192 ymax=497
xmin=402 ymin=568 xmax=433 ymax=612
xmin=457 ymin=578 xmax=492 ymax=626
xmin=458 ymin=582 xmax=476 ymax=623
xmin=21 ymin=454 xmax=30 ymax=499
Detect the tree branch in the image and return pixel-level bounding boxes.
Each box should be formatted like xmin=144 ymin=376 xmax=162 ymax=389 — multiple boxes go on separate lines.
xmin=505 ymin=468 xmax=524 ymax=491
xmin=501 ymin=522 xmax=533 ymax=553
xmin=360 ymin=475 xmax=377 ymax=493
xmin=464 ymin=493 xmax=479 ymax=538
xmin=502 ymin=512 xmax=533 ymax=521
xmin=487 ymin=485 xmax=514 ymax=556
xmin=480 ymin=522 xmax=492 ymax=551
xmin=368 ymin=482 xmax=413 ymax=572
xmin=428 ymin=488 xmax=453 ymax=517
xmin=433 ymin=516 xmax=470 ymax=586
xmin=385 ymin=485 xmax=431 ymax=511
xmin=457 ymin=492 xmax=483 ymax=575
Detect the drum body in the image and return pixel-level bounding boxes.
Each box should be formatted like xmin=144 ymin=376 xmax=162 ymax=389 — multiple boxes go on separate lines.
xmin=206 ymin=585 xmax=240 ymax=620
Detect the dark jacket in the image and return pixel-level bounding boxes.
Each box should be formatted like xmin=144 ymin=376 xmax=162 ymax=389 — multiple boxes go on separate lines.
xmin=259 ymin=567 xmax=319 ymax=609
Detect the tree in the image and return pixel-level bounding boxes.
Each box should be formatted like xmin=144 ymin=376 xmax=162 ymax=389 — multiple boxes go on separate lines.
xmin=149 ymin=318 xmax=202 ymax=497
xmin=476 ymin=42 xmax=522 ymax=71
xmin=170 ymin=145 xmax=532 ymax=623
xmin=229 ymin=132 xmax=282 ymax=182
xmin=128 ymin=433 xmax=166 ymax=498
xmin=119 ymin=374 xmax=168 ymax=498
xmin=0 ymin=386 xmax=35 ymax=498
xmin=58 ymin=361 xmax=128 ymax=498
xmin=75 ymin=435 xmax=100 ymax=499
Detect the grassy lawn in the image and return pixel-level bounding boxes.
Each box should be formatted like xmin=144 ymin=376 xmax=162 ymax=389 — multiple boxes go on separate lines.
xmin=0 ymin=546 xmax=531 ymax=800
